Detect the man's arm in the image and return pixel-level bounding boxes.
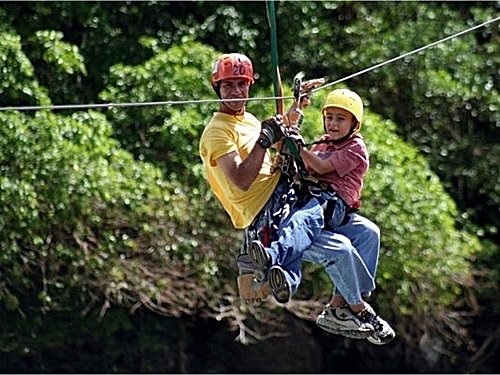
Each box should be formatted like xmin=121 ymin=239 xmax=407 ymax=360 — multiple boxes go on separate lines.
xmin=216 ymin=142 xmax=268 ymax=191
xmin=216 ymin=114 xmax=284 ymax=191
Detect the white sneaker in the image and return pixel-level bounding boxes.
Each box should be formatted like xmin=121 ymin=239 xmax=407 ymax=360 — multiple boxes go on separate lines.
xmin=316 ymin=304 xmax=374 ymax=339
xmin=356 ymin=304 xmax=396 ymax=345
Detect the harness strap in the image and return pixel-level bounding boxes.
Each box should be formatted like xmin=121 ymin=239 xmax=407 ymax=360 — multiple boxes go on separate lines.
xmin=322 ymin=196 xmax=338 ymax=223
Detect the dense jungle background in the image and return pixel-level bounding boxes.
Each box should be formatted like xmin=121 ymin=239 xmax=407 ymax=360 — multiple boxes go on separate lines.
xmin=1 ymin=1 xmax=500 ymax=373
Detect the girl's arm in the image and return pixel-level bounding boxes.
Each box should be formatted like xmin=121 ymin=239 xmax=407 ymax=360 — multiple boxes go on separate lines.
xmin=299 ymin=147 xmax=335 ymax=175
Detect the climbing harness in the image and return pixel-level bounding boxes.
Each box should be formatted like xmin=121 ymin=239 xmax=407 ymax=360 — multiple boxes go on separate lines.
xmin=236 ymin=173 xmax=300 ymax=302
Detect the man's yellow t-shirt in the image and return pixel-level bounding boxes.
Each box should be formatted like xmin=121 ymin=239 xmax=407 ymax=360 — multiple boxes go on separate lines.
xmin=199 ymin=112 xmax=281 ymax=229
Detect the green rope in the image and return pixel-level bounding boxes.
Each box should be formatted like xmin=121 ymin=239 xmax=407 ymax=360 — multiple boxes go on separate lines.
xmin=284 ymin=137 xmax=302 ymax=161
xmin=266 ymin=0 xmax=280 ymax=114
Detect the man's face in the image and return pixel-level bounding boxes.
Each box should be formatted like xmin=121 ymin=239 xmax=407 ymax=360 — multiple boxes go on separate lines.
xmin=219 ymin=78 xmax=251 ymax=114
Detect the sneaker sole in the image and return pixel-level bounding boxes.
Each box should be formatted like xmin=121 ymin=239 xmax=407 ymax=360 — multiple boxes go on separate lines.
xmin=268 ymin=267 xmax=290 ymax=304
xmin=316 ymin=319 xmax=374 ymax=339
xmin=367 ymin=331 xmax=396 ymax=345
xmin=248 ymin=241 xmax=270 ymax=282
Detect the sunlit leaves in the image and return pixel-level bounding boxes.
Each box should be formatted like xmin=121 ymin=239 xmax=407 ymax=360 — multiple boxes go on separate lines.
xmin=0 ymin=31 xmax=51 ymax=107
xmin=34 ymin=30 xmax=87 ymax=76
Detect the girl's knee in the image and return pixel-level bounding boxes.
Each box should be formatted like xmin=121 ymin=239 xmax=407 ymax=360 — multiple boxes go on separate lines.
xmin=359 ymin=217 xmax=380 ymax=238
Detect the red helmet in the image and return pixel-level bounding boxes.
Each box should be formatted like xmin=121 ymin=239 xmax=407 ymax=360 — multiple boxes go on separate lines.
xmin=211 ymin=53 xmax=254 ymax=86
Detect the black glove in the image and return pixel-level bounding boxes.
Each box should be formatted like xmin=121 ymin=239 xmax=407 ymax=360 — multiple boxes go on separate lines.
xmin=260 ymin=115 xmax=284 ymax=144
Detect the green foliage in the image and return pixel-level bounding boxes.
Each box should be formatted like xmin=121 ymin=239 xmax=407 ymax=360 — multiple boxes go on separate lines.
xmin=99 ymin=40 xmax=217 ymax=186
xmin=0 ymin=110 xmax=142 ymax=309
xmin=361 ymin=114 xmax=480 ymax=315
xmin=33 ymin=30 xmax=87 ymax=76
xmin=0 ymin=31 xmax=51 ymax=108
xmin=0 ymin=104 xmax=235 ymax=318
xmin=1 ymin=1 xmax=499 ymax=370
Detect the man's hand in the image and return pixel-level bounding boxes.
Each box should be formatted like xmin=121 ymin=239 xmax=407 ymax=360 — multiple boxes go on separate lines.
xmin=260 ymin=114 xmax=284 ymax=145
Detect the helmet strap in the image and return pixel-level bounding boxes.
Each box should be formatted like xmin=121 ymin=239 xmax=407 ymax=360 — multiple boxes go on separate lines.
xmin=212 ymin=83 xmax=221 ymax=99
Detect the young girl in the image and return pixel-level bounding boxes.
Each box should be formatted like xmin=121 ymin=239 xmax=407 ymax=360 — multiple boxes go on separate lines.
xmin=249 ymin=88 xmax=395 ymax=345
xmin=299 ymin=88 xmax=367 ymax=230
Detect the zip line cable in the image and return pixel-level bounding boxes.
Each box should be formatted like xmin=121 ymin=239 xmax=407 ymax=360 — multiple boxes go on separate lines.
xmin=1 ymin=14 xmax=499 ymax=112
xmin=266 ymin=0 xmax=283 ymax=115
xmin=312 ymin=14 xmax=500 ymax=94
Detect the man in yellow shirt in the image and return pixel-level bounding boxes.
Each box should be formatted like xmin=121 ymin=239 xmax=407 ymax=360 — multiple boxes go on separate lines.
xmin=199 ymin=53 xmax=394 ymax=344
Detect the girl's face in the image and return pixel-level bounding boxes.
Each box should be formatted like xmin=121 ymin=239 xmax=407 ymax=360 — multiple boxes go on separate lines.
xmin=324 ymin=107 xmax=356 ymax=140
xmin=219 ymin=78 xmax=251 ymax=115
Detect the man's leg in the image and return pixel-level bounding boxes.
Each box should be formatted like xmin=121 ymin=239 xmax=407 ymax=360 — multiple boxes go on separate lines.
xmin=272 ymin=196 xmax=325 ymax=265
xmin=237 ymin=181 xmax=291 ymax=302
xmin=249 ymin=196 xmax=324 ymax=300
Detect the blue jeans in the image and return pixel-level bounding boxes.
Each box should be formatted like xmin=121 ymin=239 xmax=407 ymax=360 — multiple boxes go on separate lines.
xmin=251 ymin=181 xmax=323 ymax=294
xmin=303 ymin=213 xmax=380 ymax=305
xmin=255 ymin=180 xmax=380 ymax=304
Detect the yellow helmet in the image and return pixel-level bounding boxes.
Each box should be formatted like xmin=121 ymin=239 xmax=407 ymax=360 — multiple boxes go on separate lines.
xmin=322 ymin=89 xmax=363 ymax=133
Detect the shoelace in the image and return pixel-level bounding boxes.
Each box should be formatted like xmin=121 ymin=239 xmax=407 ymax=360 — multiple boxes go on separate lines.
xmin=358 ymin=310 xmax=384 ymax=333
